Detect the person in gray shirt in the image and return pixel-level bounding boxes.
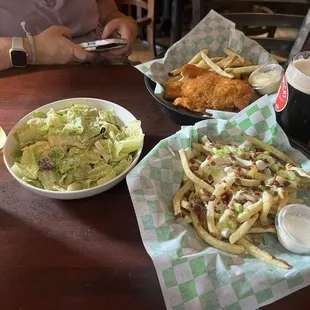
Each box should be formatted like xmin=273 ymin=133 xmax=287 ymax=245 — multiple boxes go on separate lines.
xmin=0 ymin=0 xmax=138 ymax=70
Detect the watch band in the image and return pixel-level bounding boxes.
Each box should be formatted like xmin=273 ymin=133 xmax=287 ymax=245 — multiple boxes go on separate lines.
xmin=12 ymin=37 xmax=25 ymax=51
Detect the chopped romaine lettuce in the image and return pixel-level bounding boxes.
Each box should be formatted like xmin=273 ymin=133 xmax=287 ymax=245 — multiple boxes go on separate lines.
xmin=11 ymin=104 xmax=144 ymax=191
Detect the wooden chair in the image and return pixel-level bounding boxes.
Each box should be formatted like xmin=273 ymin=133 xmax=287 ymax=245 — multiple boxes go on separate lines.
xmin=116 ymin=0 xmax=156 ymax=59
xmin=191 ymin=0 xmax=310 ymax=64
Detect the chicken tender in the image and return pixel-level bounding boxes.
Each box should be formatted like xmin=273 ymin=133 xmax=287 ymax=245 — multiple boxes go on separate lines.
xmin=163 ymin=64 xmax=255 ymax=113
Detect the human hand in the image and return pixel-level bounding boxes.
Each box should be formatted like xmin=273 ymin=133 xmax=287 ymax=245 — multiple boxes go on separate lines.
xmin=101 ymin=17 xmax=137 ymax=60
xmin=29 ymin=26 xmax=95 ymax=65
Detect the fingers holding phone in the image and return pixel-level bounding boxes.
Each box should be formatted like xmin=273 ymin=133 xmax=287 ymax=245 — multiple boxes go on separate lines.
xmin=33 ymin=26 xmax=95 ymax=65
xmin=101 ymin=17 xmax=138 ymax=57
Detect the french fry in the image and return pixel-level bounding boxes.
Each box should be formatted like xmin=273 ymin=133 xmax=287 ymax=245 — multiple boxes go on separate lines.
xmin=188 ymin=49 xmax=209 ymax=65
xmin=173 ymin=180 xmax=194 ymax=217
xmin=206 ymin=177 xmax=234 ymax=236
xmin=300 ymin=177 xmax=310 ymax=184
xmin=224 ymin=65 xmax=260 ymax=77
xmin=288 ymin=197 xmax=306 ymax=204
xmin=230 ymin=214 xmax=259 ymax=244
xmin=168 ymin=68 xmax=182 ymax=77
xmin=214 ymin=57 xmax=234 ymax=69
xmin=277 ymin=191 xmax=288 ymax=212
xmin=286 ymin=165 xmax=310 ymax=179
xmin=236 ymin=237 xmax=291 ymax=269
xmin=181 ymin=209 xmax=193 ymax=223
xmin=201 ymin=53 xmax=234 ymax=79
xmin=163 ymin=74 xmax=183 ymax=85
xmin=223 ymin=55 xmax=238 ymax=69
xmin=196 ymin=59 xmax=211 ymax=69
xmin=215 ymin=57 xmax=251 ymax=69
xmin=260 ymin=191 xmax=273 ymax=226
xmin=237 ymin=199 xmax=263 ymax=223
xmin=210 ymin=57 xmax=225 ymax=62
xmin=248 ymin=226 xmax=277 ymax=234
xmin=235 ymin=178 xmax=261 ymax=187
xmin=192 ymin=142 xmax=213 ymax=155
xmin=181 ymin=200 xmax=191 ymax=211
xmin=223 ymin=48 xmax=245 ymax=63
xmin=241 ymin=133 xmax=297 ymax=166
xmin=247 ymin=166 xmax=269 ymax=181
xmin=179 ymin=149 xmax=214 ymax=193
xmin=231 ymin=58 xmax=252 ymax=67
xmin=190 ymin=211 xmax=246 ymax=254
xmin=268 ymin=208 xmax=277 ymax=215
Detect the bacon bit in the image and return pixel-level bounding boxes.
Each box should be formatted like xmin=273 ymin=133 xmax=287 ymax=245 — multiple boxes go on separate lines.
xmin=283 ymin=180 xmax=291 ymax=187
xmin=193 ymin=201 xmax=204 ymax=214
xmin=228 ymin=215 xmax=233 ymax=220
xmin=221 ymin=191 xmax=233 ymax=205
xmin=208 ymin=175 xmax=213 ymax=181
xmin=190 ymin=165 xmax=199 ymax=171
xmin=209 ymin=195 xmax=216 ymax=201
xmin=224 ymin=187 xmax=227 ymax=191
xmin=235 ymin=199 xmax=246 ymax=205
xmin=264 ymin=186 xmax=271 ymax=190
xmin=211 ymin=161 xmax=216 ymax=166
xmin=207 ymin=155 xmax=212 ymax=160
xmin=272 ymin=180 xmax=280 ymax=187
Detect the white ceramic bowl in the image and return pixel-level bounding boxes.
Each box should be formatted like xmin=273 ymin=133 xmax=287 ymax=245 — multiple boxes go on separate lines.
xmin=3 ymin=98 xmax=143 ymax=200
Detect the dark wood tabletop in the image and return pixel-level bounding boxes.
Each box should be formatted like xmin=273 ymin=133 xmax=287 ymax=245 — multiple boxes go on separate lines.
xmin=0 ymin=64 xmax=309 ymax=310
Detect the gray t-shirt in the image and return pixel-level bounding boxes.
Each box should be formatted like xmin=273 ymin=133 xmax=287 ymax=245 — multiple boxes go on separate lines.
xmin=0 ymin=0 xmax=102 ymax=43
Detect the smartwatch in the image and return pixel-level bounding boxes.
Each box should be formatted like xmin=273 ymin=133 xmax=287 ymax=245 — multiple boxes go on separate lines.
xmin=9 ymin=37 xmax=28 ymax=67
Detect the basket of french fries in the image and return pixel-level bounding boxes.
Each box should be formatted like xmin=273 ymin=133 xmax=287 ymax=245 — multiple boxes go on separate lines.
xmin=127 ymin=96 xmax=310 ymax=310
xmin=175 ymin=132 xmax=308 ymax=270
xmin=138 ymin=10 xmax=277 ymax=125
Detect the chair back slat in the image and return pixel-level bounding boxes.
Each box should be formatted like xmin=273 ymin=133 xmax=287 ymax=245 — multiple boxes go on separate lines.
xmin=117 ymin=0 xmax=157 ymax=59
xmin=253 ymin=38 xmax=294 ymax=51
xmin=119 ymin=0 xmax=148 ymax=10
xmin=222 ymin=13 xmax=305 ymax=28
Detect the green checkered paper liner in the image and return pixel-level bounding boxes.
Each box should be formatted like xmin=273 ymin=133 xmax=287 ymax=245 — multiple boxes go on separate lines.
xmin=136 ymin=10 xmax=276 ymax=85
xmin=136 ymin=10 xmax=278 ymax=119
xmin=126 ymin=96 xmax=310 ymax=310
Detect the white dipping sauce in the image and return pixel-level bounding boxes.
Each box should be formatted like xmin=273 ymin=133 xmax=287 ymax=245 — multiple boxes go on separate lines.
xmin=276 ymin=204 xmax=310 ymax=254
xmin=249 ymin=64 xmax=283 ymax=95
xmin=250 ymin=70 xmax=279 ymax=87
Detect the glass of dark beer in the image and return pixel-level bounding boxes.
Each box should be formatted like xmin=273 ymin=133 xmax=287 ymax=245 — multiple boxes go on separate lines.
xmin=276 ymin=51 xmax=310 ymax=146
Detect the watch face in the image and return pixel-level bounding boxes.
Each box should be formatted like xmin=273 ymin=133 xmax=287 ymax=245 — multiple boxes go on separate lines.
xmin=11 ymin=50 xmax=27 ymax=67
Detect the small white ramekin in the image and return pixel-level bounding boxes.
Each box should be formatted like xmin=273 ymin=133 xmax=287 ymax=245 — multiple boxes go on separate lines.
xmin=276 ymin=204 xmax=310 ymax=254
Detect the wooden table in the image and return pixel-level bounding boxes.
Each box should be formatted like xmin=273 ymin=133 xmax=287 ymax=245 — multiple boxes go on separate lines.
xmin=0 ymin=64 xmax=309 ymax=310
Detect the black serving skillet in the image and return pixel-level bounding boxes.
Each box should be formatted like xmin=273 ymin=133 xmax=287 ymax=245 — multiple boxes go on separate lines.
xmin=144 ymin=75 xmax=207 ymax=126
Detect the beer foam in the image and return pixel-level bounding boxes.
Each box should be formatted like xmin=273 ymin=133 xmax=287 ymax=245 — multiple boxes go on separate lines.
xmin=286 ymin=59 xmax=310 ymax=95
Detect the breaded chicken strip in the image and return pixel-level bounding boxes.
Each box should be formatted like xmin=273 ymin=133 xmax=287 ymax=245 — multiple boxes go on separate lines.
xmin=163 ymin=64 xmax=254 ymax=113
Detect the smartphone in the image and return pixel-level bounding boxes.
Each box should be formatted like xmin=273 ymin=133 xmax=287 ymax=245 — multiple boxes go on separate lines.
xmin=79 ymin=38 xmax=127 ymax=52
